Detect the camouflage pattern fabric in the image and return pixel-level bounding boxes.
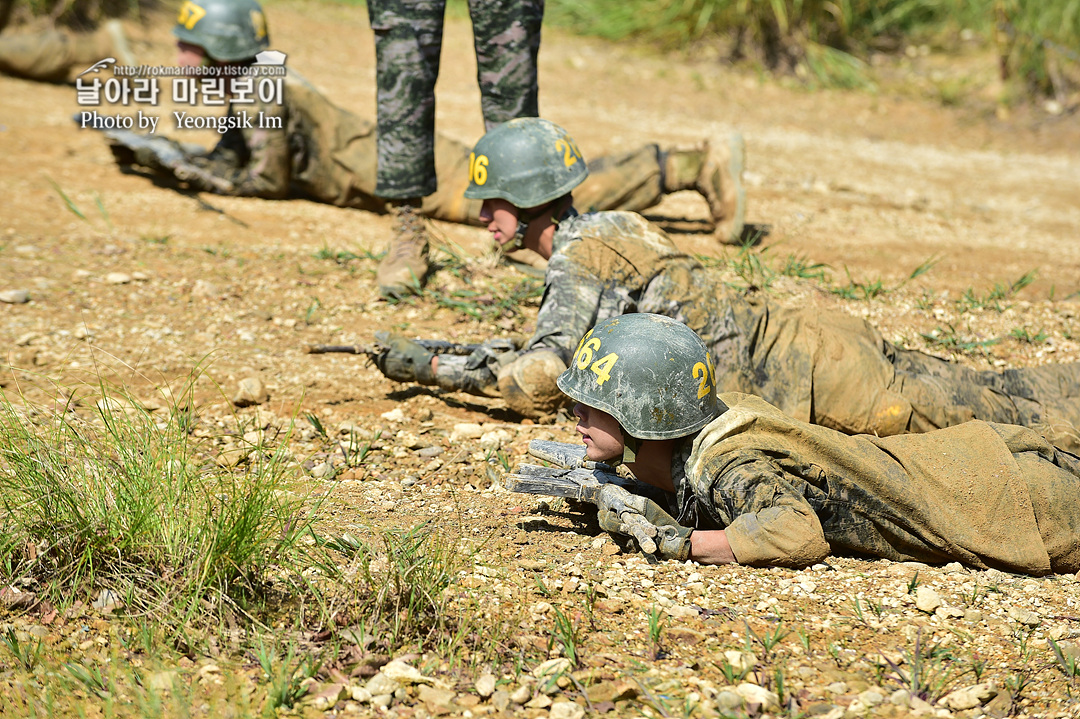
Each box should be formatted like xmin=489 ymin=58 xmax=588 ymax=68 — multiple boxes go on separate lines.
xmin=367 ymin=0 xmax=543 ymax=199
xmin=113 ymin=69 xmax=669 ymax=224
xmin=430 ymin=209 xmax=690 ymax=398
xmin=430 ymin=205 xmax=1080 ymax=449
xmin=677 ymin=392 xmax=1080 ymax=574
xmin=0 ymin=26 xmax=111 ymax=81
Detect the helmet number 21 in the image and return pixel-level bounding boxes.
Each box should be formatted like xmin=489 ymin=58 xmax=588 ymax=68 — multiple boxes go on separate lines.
xmin=574 ymin=334 xmax=618 ymax=386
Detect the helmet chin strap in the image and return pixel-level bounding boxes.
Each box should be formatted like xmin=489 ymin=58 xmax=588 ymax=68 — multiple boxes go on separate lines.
xmin=501 ymin=201 xmax=557 ymax=253
xmin=618 ymin=434 xmax=640 ymax=466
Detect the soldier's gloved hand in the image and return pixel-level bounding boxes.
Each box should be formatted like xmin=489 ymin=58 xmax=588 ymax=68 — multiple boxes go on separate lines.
xmin=372 ymin=335 xmax=436 ymax=385
xmin=596 ymin=484 xmax=693 ymax=561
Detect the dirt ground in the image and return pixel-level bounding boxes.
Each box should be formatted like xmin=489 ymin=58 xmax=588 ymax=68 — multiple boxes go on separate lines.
xmin=4 ymin=2 xmax=1080 ymax=717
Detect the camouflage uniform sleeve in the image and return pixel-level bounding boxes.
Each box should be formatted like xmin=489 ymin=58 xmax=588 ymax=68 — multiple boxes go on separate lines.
xmin=524 ymin=252 xmax=636 ymax=362
xmin=188 ymin=101 xmax=291 ymax=197
xmin=693 ymin=452 xmax=830 ymax=568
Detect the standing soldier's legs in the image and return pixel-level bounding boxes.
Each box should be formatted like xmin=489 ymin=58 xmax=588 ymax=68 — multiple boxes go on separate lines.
xmin=422 ymin=132 xmax=481 ymax=224
xmin=369 ymin=0 xmax=444 ymax=297
xmin=468 ymin=0 xmax=542 ymax=129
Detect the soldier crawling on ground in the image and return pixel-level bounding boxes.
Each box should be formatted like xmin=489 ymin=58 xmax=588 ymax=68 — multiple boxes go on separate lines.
xmin=59 ymin=0 xmax=746 ymax=296
xmin=371 ymin=117 xmax=1080 ymax=454
xmin=540 ymin=313 xmax=1080 ymax=576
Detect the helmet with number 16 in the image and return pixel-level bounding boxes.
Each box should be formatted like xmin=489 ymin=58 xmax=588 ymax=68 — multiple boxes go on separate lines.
xmin=557 ymin=314 xmax=721 ymax=440
xmin=173 ymin=0 xmax=270 ymax=63
xmin=464 ymin=117 xmax=589 ymax=209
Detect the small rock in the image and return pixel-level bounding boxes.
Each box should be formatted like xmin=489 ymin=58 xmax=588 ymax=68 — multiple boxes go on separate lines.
xmin=416 ymin=684 xmax=456 ymax=708
xmin=132 ymin=271 xmax=150 ymax=282
xmin=74 ymin=325 xmax=92 ymax=341
xmin=715 ymin=691 xmax=743 ymax=711
xmin=524 ymin=694 xmax=551 ymax=709
xmin=232 ymin=377 xmax=268 ymax=407
xmin=492 ymin=689 xmax=511 ymax=711
xmin=310 ymin=462 xmax=335 ymax=479
xmin=350 ymin=686 xmax=372 ymax=703
xmin=305 ymin=683 xmax=347 ymax=710
xmin=381 ymin=659 xmax=437 ymax=686
xmin=940 ymin=683 xmax=997 ymax=711
xmin=0 ymin=289 xmax=30 ymax=304
xmin=736 ymin=683 xmax=779 ymax=710
xmin=890 ymin=689 xmax=912 ymax=707
xmin=417 ymin=446 xmax=443 ymax=458
xmin=475 ymin=674 xmax=496 ymax=698
xmin=858 ymin=690 xmax=884 ymax=707
xmin=723 ymin=650 xmax=758 ymax=674
xmin=586 ymin=681 xmax=638 ymax=703
xmin=92 ymin=589 xmax=121 ymax=611
xmin=509 ymin=684 xmax=532 ymax=704
xmin=105 ymin=272 xmax=132 ymax=285
xmin=479 ymin=428 xmax=513 ymax=449
xmin=915 ymin=586 xmax=942 ymax=613
xmin=549 ymin=701 xmax=585 ymax=719
xmin=370 ymin=693 xmax=393 ymax=709
xmin=365 ymin=673 xmax=399 ymax=696
xmin=191 ymin=279 xmax=218 ymax=298
xmin=1008 ymin=606 xmax=1041 ymax=627
xmin=451 ymin=423 xmax=484 ymax=441
xmin=381 ymin=408 xmax=406 ymax=423
xmin=533 ymin=657 xmax=572 ymax=680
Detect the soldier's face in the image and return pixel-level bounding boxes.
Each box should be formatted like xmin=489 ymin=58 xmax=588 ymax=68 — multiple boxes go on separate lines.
xmin=176 ymin=41 xmax=209 ymax=67
xmin=479 ymin=199 xmax=520 ymax=247
xmin=572 ymin=403 xmax=624 ymax=462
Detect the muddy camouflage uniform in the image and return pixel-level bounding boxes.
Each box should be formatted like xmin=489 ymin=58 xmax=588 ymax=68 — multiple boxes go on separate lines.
xmin=368 ymin=0 xmax=543 ymax=199
xmin=435 ymin=207 xmax=1080 ymax=452
xmin=673 ymin=393 xmax=1080 ymax=575
xmin=116 ymin=71 xmax=682 ymax=223
xmin=0 ymin=24 xmax=125 ymax=82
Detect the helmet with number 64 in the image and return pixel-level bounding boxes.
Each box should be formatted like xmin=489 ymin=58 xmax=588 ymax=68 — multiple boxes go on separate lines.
xmin=173 ymin=0 xmax=270 ymax=62
xmin=464 ymin=117 xmax=589 ymax=209
xmin=556 ymin=314 xmax=721 ymax=440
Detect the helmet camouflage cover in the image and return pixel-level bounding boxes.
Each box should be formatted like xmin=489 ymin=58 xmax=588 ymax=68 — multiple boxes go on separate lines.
xmin=173 ymin=0 xmax=270 ymax=62
xmin=556 ymin=314 xmax=721 ymax=440
xmin=463 ymin=117 xmax=589 ymax=209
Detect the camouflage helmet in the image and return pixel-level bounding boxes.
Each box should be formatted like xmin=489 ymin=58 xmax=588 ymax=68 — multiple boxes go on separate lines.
xmin=173 ymin=0 xmax=270 ymax=62
xmin=556 ymin=314 xmax=721 ymax=440
xmin=463 ymin=118 xmax=589 ymax=209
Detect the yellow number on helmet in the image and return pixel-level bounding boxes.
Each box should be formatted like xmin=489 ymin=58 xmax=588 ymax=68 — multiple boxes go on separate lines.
xmin=250 ymin=9 xmax=267 ymax=39
xmin=692 ymin=361 xmax=712 ymax=399
xmin=470 ymin=153 xmax=488 ymax=185
xmin=554 ymin=138 xmax=580 ymax=168
xmin=177 ymin=0 xmax=207 ymax=29
xmin=590 ymin=353 xmax=618 ymax=385
xmin=575 ymin=337 xmax=602 ymax=370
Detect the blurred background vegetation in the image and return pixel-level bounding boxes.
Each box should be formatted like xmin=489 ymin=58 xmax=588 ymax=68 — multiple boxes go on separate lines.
xmin=544 ymin=0 xmax=1080 ymax=103
xmin=3 ymin=0 xmax=1077 ymax=104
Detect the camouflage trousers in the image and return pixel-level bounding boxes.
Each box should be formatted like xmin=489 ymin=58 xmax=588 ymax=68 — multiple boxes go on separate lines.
xmin=0 ymin=26 xmax=112 ymax=82
xmin=640 ymin=264 xmax=1080 ymax=453
xmin=368 ymin=0 xmax=543 ymax=199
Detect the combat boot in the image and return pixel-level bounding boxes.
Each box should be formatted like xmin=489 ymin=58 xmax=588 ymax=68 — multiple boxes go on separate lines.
xmin=663 ymin=133 xmax=746 ymax=245
xmin=376 ymin=199 xmax=431 ymax=299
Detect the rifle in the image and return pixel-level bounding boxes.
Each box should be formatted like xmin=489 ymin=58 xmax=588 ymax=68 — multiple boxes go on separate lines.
xmin=86 ymin=123 xmax=235 ymax=194
xmin=306 ymin=335 xmax=519 ymax=357
xmin=506 ymin=440 xmax=666 ymax=555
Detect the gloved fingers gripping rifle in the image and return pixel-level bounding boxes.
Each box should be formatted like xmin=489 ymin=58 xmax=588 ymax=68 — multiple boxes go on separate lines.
xmin=82 ymin=121 xmax=235 ymax=194
xmin=505 ymin=439 xmax=695 ymax=559
xmin=306 ymin=333 xmax=522 ymax=385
